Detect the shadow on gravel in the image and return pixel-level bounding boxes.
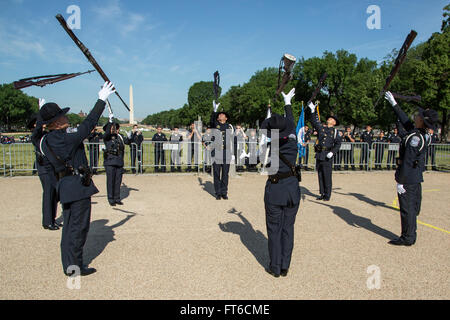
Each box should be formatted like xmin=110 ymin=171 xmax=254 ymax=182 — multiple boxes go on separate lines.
xmin=311 ymin=200 xmax=397 ymax=240
xmin=334 ymin=191 xmax=398 ymax=212
xmin=120 ymin=183 xmax=139 ymax=201
xmin=83 ymin=212 xmax=137 ymax=266
xmin=219 ymin=208 xmax=269 ymax=269
xmin=198 ymin=177 xmax=216 ymax=198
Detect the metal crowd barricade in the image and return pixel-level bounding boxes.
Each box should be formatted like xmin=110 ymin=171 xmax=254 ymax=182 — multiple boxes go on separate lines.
xmin=84 ymin=142 xmax=140 ymax=174
xmin=4 ymin=142 xmax=36 ymax=176
xmin=140 ymin=141 xmax=204 ymax=173
xmin=1 ymin=144 xmax=6 ymax=177
xmin=426 ymin=143 xmax=450 ymax=171
xmin=371 ymin=142 xmax=391 ymax=170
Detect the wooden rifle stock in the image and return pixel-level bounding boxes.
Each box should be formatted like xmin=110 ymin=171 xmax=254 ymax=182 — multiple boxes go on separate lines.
xmin=55 ymin=14 xmax=130 ymax=111
xmin=307 ymin=73 xmax=327 ymax=105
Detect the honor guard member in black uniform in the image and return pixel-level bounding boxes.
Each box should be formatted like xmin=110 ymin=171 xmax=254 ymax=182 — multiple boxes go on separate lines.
xmin=152 ymin=126 xmax=167 ymax=172
xmin=359 ymin=125 xmax=374 ymax=170
xmin=170 ymin=127 xmax=183 ymax=172
xmin=309 ymin=102 xmax=342 ymax=201
xmin=385 ymin=91 xmax=438 ymax=246
xmin=425 ymin=128 xmax=439 ymax=171
xmin=210 ymin=100 xmax=234 ymax=200
xmin=129 ymin=125 xmax=144 ymax=174
xmin=343 ymin=126 xmax=356 ymax=170
xmin=263 ymin=88 xmax=300 ymax=278
xmin=39 ymin=81 xmax=115 ymax=276
xmin=103 ymin=118 xmax=130 ymax=206
xmin=88 ymin=128 xmax=102 ymax=174
xmin=29 ymin=112 xmax=60 ymax=230
xmin=374 ymin=131 xmax=388 ymax=170
xmin=387 ymin=127 xmax=401 ymax=170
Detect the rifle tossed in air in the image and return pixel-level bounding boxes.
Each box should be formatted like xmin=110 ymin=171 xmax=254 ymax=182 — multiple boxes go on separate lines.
xmin=374 ymin=30 xmax=418 ymax=108
xmin=13 ymin=70 xmax=95 ymax=90
xmin=55 ymin=14 xmax=130 ymax=111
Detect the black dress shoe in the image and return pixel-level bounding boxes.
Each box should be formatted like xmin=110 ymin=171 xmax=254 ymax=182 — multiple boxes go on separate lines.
xmin=65 ymin=267 xmax=97 ymax=277
xmin=323 ymin=197 xmax=330 ymax=201
xmin=115 ymin=201 xmax=124 ymax=205
xmin=221 ymin=195 xmax=228 ymax=200
xmin=265 ymin=268 xmax=280 ymax=278
xmin=388 ymin=237 xmax=413 ymax=246
xmin=216 ymin=195 xmax=221 ymax=200
xmin=316 ymin=195 xmax=325 ymax=200
xmin=280 ymin=269 xmax=289 ymax=277
xmin=109 ymin=202 xmax=116 ymax=206
xmin=43 ymin=224 xmax=59 ymax=231
xmin=54 ymin=221 xmax=63 ymax=227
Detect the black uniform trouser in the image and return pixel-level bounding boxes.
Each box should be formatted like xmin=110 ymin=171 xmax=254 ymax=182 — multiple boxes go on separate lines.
xmin=38 ymin=173 xmax=58 ymax=226
xmin=360 ymin=145 xmax=370 ymax=170
xmin=89 ymin=146 xmax=99 ymax=172
xmin=343 ymin=148 xmax=355 ymax=170
xmin=131 ymin=146 xmax=142 ymax=173
xmin=105 ymin=165 xmax=123 ymax=203
xmin=301 ymin=147 xmax=309 ymax=167
xmin=316 ymin=159 xmax=333 ymax=199
xmin=61 ymin=197 xmax=91 ymax=273
xmin=213 ymin=163 xmax=230 ymax=196
xmin=387 ymin=151 xmax=397 ymax=169
xmin=155 ymin=148 xmax=165 ymax=171
xmin=374 ymin=147 xmax=385 ymax=169
xmin=397 ymin=183 xmax=422 ymax=244
xmin=425 ymin=146 xmax=436 ymax=170
xmin=265 ymin=202 xmax=299 ymax=275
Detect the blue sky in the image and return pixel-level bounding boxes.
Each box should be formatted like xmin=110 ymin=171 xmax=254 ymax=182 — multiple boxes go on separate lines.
xmin=0 ymin=0 xmax=447 ymax=120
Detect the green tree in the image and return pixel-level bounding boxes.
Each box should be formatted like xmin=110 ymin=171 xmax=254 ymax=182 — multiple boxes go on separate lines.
xmin=0 ymin=83 xmax=38 ymax=131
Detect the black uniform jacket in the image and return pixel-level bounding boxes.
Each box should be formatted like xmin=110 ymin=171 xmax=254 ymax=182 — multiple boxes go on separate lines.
xmin=393 ymin=104 xmax=429 ymax=184
xmin=31 ymin=126 xmax=54 ymax=176
xmin=103 ymin=122 xmax=130 ymax=167
xmin=310 ymin=112 xmax=342 ymax=161
xmin=41 ymin=99 xmax=106 ymax=204
xmin=264 ymin=104 xmax=301 ymax=207
xmin=210 ymin=113 xmax=234 ymax=161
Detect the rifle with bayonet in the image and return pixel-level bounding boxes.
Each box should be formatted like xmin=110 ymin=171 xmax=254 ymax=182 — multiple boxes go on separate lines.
xmin=55 ymin=14 xmax=130 ymax=111
xmin=13 ymin=70 xmax=95 ymax=90
xmin=213 ymin=71 xmax=220 ymax=101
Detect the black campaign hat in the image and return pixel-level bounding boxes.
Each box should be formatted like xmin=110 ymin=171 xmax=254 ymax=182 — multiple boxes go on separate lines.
xmin=39 ymin=103 xmax=70 ymax=125
xmin=216 ymin=111 xmax=230 ymax=120
xmin=418 ymin=108 xmax=439 ymax=131
xmin=103 ymin=122 xmax=120 ymax=132
xmin=326 ymin=115 xmax=340 ymax=127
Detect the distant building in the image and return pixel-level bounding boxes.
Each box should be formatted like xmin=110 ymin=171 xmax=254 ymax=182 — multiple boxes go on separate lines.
xmin=78 ymin=110 xmax=87 ymax=118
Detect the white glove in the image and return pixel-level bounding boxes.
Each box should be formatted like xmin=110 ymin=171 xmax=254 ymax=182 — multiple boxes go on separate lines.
xmin=281 ymin=88 xmax=295 ymax=105
xmin=385 ymin=91 xmax=397 ymax=107
xmin=127 ymin=131 xmax=132 ymax=138
xmin=213 ymin=100 xmax=220 ymax=112
xmin=397 ymin=184 xmax=406 ymax=195
xmin=327 ymin=152 xmax=333 ymax=159
xmin=98 ymin=82 xmax=116 ymax=102
xmin=240 ymin=150 xmax=249 ymax=160
xmin=266 ymin=108 xmax=272 ymax=119
xmin=308 ymin=101 xmax=316 ymax=113
xmin=108 ymin=113 xmax=114 ymax=123
xmin=38 ymin=98 xmax=46 ymax=108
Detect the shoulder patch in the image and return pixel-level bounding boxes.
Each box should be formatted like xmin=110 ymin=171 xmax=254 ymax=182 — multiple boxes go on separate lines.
xmin=410 ymin=136 xmax=420 ymax=147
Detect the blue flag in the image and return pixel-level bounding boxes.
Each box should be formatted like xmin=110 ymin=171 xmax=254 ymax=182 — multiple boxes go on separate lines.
xmin=296 ymin=103 xmax=306 ymax=158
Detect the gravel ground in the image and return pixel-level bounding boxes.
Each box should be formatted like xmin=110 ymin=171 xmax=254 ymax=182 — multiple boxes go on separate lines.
xmin=0 ymin=171 xmax=448 ymax=300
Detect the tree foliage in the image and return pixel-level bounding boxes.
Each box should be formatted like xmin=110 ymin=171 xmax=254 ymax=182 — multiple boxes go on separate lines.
xmin=0 ymin=84 xmax=38 ymax=131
